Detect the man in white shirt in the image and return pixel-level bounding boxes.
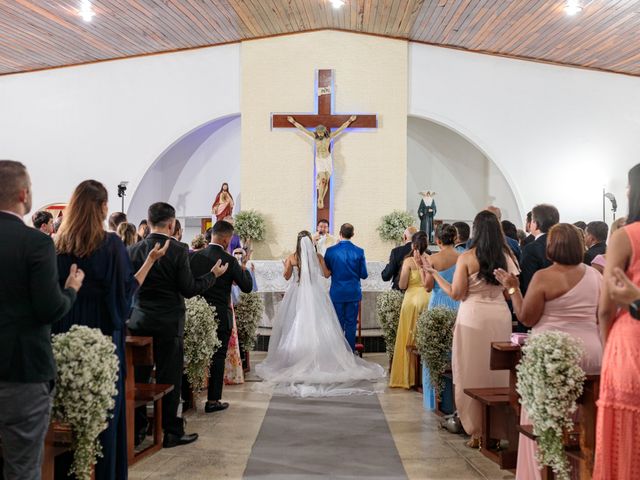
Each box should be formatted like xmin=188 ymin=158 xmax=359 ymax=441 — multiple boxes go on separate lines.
xmin=313 ymin=219 xmax=336 ymax=255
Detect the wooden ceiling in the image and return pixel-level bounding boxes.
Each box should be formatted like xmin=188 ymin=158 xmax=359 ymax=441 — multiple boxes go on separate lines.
xmin=2 ymin=1 xmax=640 ymax=77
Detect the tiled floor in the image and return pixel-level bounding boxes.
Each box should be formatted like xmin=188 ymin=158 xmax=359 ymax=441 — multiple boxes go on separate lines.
xmin=130 ymin=353 xmax=515 ymax=480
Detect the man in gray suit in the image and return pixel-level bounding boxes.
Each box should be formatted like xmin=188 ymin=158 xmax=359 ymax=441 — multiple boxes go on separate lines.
xmin=0 ymin=160 xmax=84 ymax=479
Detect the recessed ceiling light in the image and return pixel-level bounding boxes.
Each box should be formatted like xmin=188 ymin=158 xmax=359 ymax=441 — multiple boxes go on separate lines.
xmin=79 ymin=0 xmax=95 ymax=22
xmin=330 ymin=0 xmax=346 ymax=9
xmin=564 ymin=0 xmax=583 ymax=15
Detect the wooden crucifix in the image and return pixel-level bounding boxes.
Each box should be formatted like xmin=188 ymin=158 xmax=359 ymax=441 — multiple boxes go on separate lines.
xmin=272 ymin=69 xmax=377 ymax=228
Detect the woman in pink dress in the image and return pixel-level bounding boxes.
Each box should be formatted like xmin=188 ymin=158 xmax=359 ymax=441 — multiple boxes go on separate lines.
xmin=593 ymin=163 xmax=640 ymax=479
xmin=495 ymin=223 xmax=603 ymax=480
xmin=423 ymin=210 xmax=518 ymax=448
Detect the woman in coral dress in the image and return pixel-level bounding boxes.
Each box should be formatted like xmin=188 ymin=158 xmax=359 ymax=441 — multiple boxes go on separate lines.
xmin=593 ymin=163 xmax=640 ymax=479
xmin=495 ymin=223 xmax=603 ymax=479
xmin=423 ymin=211 xmax=517 ymax=447
xmin=389 ymin=231 xmax=431 ymax=389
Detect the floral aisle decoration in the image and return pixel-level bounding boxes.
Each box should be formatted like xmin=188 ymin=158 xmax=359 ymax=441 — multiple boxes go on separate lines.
xmin=415 ymin=307 xmax=457 ymax=394
xmin=184 ymin=296 xmax=221 ymax=392
xmin=516 ymin=331 xmax=586 ymax=480
xmin=377 ymin=211 xmax=415 ymax=245
xmin=235 ymin=292 xmax=264 ymax=352
xmin=234 ymin=210 xmax=266 ymax=250
xmin=376 ymin=290 xmax=405 ymax=363
xmin=51 ymin=325 xmax=119 ymax=480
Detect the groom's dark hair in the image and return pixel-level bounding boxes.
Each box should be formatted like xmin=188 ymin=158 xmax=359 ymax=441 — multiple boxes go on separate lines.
xmin=340 ymin=223 xmax=354 ymax=239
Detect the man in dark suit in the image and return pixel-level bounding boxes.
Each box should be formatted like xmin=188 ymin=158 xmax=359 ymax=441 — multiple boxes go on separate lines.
xmin=453 ymin=221 xmax=470 ymax=252
xmin=520 ymin=204 xmax=560 ymax=293
xmin=584 ymin=221 xmax=608 ymax=265
xmin=128 ymin=202 xmax=228 ymax=448
xmin=0 ymin=160 xmax=84 ymax=479
xmin=381 ymin=226 xmax=417 ymax=290
xmin=190 ymin=220 xmax=253 ymax=413
xmin=324 ymin=223 xmax=368 ymax=351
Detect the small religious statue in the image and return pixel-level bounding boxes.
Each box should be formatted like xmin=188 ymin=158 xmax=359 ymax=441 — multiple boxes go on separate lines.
xmin=211 ymin=182 xmax=234 ymax=221
xmin=287 ymin=114 xmax=357 ymax=209
xmin=418 ymin=191 xmax=437 ymax=244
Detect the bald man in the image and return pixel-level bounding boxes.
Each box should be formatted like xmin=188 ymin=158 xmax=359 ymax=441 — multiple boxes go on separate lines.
xmin=381 ymin=226 xmax=419 ymax=290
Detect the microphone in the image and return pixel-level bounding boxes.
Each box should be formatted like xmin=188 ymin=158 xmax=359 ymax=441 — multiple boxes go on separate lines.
xmin=604 ymin=192 xmax=617 ymax=212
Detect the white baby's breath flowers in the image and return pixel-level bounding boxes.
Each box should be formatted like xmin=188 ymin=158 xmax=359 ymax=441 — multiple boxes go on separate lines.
xmin=184 ymin=296 xmax=221 ymax=392
xmin=376 ymin=290 xmax=404 ymax=362
xmin=235 ymin=292 xmax=264 ymax=352
xmin=415 ymin=307 xmax=457 ymax=394
xmin=52 ymin=325 xmax=119 ymax=480
xmin=516 ymin=331 xmax=586 ymax=480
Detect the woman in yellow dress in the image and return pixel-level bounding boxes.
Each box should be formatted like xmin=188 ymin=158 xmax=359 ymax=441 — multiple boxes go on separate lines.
xmin=389 ymin=231 xmax=431 ymax=388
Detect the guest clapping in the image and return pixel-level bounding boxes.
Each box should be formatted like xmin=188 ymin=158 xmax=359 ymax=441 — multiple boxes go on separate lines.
xmin=422 ymin=211 xmax=517 ymax=448
xmin=594 ymin=163 xmax=640 ymax=478
xmin=494 ymin=223 xmax=602 ymax=479
xmin=389 ymin=231 xmax=430 ymax=389
xmin=54 ymin=180 xmax=169 ymax=480
xmin=0 ymin=161 xmax=83 ymax=480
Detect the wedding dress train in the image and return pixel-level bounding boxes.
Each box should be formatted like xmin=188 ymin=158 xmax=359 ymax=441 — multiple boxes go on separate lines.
xmin=255 ymin=237 xmax=386 ymax=397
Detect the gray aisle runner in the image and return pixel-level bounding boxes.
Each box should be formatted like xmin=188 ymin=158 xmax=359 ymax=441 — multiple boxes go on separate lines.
xmin=243 ymin=394 xmax=408 ymax=479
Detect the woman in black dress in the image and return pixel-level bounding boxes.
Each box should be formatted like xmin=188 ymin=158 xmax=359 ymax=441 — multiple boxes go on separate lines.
xmin=54 ymin=180 xmax=167 ymax=480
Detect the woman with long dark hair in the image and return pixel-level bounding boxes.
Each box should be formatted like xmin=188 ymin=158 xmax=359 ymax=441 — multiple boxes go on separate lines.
xmin=389 ymin=231 xmax=431 ymax=389
xmin=422 ymin=210 xmax=518 ymax=447
xmin=54 ymin=180 xmax=167 ymax=480
xmin=593 ymin=163 xmax=640 ymax=478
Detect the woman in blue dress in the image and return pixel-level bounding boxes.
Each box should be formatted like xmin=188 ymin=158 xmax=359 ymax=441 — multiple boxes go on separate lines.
xmin=421 ymin=224 xmax=460 ymax=409
xmin=426 ymin=224 xmax=461 ymax=310
xmin=54 ymin=180 xmax=168 ymax=480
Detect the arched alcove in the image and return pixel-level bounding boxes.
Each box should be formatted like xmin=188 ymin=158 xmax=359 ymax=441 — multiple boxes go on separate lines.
xmin=128 ymin=114 xmax=241 ymax=238
xmin=407 ymin=115 xmax=521 ymax=226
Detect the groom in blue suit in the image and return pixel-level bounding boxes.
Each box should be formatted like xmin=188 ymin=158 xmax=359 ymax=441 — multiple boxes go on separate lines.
xmin=323 ymin=223 xmax=368 ymax=351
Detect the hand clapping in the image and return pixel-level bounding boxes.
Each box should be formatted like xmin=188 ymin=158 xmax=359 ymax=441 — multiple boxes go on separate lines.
xmin=420 ymin=253 xmax=436 ymax=274
xmin=608 ymin=267 xmax=640 ymax=306
xmin=64 ymin=263 xmax=85 ymax=292
xmin=493 ymin=268 xmax=519 ymax=290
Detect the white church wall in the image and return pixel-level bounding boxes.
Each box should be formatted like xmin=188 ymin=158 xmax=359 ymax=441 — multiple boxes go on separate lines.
xmin=0 ymin=44 xmax=240 ymax=216
xmin=409 ymin=43 xmax=640 ymax=225
xmin=127 ymin=115 xmax=241 ymax=231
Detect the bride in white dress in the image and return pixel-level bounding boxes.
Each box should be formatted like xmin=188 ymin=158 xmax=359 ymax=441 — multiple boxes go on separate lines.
xmin=255 ymin=231 xmax=386 ymax=397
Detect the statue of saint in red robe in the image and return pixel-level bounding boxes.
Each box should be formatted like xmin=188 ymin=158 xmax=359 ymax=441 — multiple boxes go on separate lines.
xmin=211 ymin=183 xmax=234 ymax=221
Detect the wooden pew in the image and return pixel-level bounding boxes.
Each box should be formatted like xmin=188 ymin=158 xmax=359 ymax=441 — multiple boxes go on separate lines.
xmin=463 ymin=386 xmax=519 ymax=470
xmin=518 ymin=375 xmax=600 ymax=480
xmin=125 ymin=336 xmax=174 ymax=465
xmin=491 ymin=342 xmax=600 ymax=479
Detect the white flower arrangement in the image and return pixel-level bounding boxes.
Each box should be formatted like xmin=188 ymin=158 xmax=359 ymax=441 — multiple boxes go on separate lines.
xmin=184 ymin=296 xmax=221 ymax=392
xmin=415 ymin=307 xmax=457 ymax=394
xmin=52 ymin=325 xmax=119 ymax=480
xmin=234 ymin=210 xmax=266 ymax=243
xmin=376 ymin=290 xmax=405 ymax=362
xmin=516 ymin=331 xmax=586 ymax=480
xmin=235 ymin=292 xmax=264 ymax=352
xmin=377 ymin=211 xmax=416 ymax=245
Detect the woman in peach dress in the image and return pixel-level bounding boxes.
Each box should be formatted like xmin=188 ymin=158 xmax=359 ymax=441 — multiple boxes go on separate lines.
xmin=593 ymin=163 xmax=640 ymax=479
xmin=423 ymin=210 xmax=518 ymax=447
xmin=495 ymin=223 xmax=603 ymax=480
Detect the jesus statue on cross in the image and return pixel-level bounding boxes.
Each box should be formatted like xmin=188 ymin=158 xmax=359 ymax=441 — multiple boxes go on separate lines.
xmin=286 ymin=115 xmax=357 ymax=209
